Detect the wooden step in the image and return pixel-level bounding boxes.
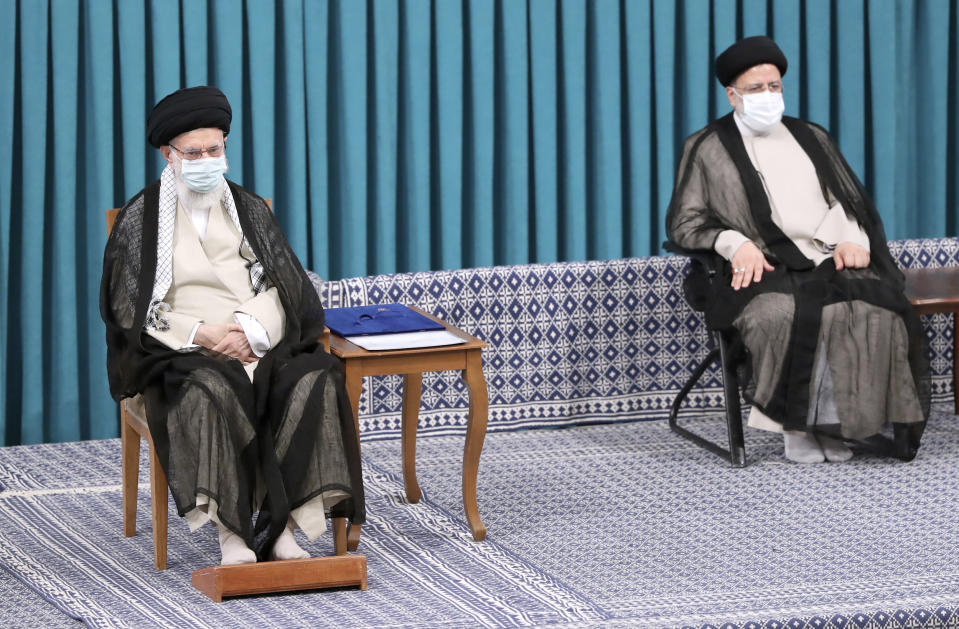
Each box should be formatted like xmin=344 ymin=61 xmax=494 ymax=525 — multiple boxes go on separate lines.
xmin=192 ymin=554 xmax=367 ymax=602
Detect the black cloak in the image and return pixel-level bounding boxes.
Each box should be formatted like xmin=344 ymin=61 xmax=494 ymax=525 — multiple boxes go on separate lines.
xmin=101 ymin=179 xmax=365 ymax=557
xmin=667 ymin=113 xmax=928 ymax=459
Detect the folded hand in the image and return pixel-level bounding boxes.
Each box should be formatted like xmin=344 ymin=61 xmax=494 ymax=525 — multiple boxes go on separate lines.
xmin=833 ymin=242 xmax=870 ymax=270
xmin=194 ymin=322 xmax=243 ymax=349
xmin=211 ymin=330 xmax=257 ymax=365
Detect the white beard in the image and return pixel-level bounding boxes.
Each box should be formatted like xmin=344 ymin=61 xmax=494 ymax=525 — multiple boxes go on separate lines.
xmin=174 ymin=176 xmax=223 ymax=213
xmin=169 ymin=155 xmax=227 ymax=240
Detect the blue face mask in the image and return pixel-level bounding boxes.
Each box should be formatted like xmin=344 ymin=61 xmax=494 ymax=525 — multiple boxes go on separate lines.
xmin=177 ymin=155 xmax=228 ymax=193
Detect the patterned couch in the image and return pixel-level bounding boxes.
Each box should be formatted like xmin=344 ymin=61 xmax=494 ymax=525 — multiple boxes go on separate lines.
xmin=312 ymin=237 xmax=958 ymax=441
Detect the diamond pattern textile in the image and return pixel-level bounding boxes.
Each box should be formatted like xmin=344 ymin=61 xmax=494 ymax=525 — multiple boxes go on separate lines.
xmin=313 ymin=238 xmax=958 ymax=440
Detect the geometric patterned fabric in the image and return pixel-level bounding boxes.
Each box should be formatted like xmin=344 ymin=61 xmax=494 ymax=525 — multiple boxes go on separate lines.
xmin=1 ymin=413 xmax=958 ymax=628
xmin=3 ymin=244 xmax=955 ymax=627
xmin=364 ymin=412 xmax=959 ymax=629
xmin=0 ymin=565 xmax=79 ymax=628
xmin=311 ymin=237 xmax=958 ymax=440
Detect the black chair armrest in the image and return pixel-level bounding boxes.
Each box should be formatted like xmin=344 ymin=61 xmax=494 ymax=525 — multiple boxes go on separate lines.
xmin=662 ymin=241 xmax=723 ymax=278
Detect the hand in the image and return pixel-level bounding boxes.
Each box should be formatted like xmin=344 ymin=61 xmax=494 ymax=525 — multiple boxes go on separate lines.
xmin=833 ymin=242 xmax=870 ymax=270
xmin=211 ymin=330 xmax=257 ymax=364
xmin=730 ymin=241 xmax=774 ymax=291
xmin=194 ymin=323 xmax=243 ymax=349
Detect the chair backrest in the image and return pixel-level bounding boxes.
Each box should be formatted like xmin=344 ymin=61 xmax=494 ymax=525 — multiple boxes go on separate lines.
xmin=105 ymin=207 xmax=120 ymax=235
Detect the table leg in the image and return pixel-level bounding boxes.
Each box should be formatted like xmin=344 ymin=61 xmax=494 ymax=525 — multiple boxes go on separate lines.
xmin=344 ymin=361 xmax=363 ymax=443
xmin=461 ymin=350 xmax=488 ymax=541
xmin=346 ymin=524 xmax=362 ymax=552
xmin=343 ymin=361 xmax=363 ymax=551
xmin=954 ymin=312 xmax=958 ymax=415
xmin=401 ymin=372 xmax=423 ymax=503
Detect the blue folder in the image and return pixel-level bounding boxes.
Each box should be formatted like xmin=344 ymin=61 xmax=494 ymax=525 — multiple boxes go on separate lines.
xmin=324 ymin=304 xmax=445 ymax=337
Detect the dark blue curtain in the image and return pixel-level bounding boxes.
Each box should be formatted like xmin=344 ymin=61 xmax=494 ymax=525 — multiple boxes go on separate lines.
xmin=2 ymin=0 xmax=957 ymax=445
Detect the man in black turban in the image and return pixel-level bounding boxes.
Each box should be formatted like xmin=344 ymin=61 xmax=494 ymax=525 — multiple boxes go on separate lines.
xmin=101 ymin=86 xmax=365 ymax=565
xmin=667 ymin=38 xmax=927 ymax=463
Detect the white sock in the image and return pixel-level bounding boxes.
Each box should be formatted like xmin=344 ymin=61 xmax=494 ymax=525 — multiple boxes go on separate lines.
xmin=269 ymin=517 xmax=310 ymax=561
xmin=783 ymin=430 xmax=825 ymax=464
xmin=217 ymin=523 xmax=257 ymax=565
xmin=818 ymin=434 xmax=853 ymax=462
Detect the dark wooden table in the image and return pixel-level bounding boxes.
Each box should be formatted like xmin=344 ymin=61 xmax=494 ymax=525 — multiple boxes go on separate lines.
xmin=903 ymin=266 xmax=959 ymax=413
xmin=329 ymin=306 xmax=489 ymax=550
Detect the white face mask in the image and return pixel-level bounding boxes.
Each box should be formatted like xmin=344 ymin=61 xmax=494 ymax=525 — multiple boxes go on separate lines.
xmin=172 ymin=152 xmax=228 ymax=193
xmin=736 ymin=90 xmax=784 ymax=134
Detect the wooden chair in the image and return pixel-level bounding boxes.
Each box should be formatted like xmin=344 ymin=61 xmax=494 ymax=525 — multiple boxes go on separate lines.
xmin=106 ymin=200 xmax=362 ymax=600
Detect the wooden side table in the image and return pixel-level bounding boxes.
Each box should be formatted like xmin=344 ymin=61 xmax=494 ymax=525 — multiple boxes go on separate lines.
xmin=903 ymin=267 xmax=959 ymax=413
xmin=329 ymin=307 xmax=489 ymax=550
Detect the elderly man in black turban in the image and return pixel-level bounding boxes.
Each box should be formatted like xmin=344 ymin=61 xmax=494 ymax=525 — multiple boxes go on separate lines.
xmin=667 ymin=37 xmax=927 ymax=463
xmin=101 ymin=86 xmax=364 ymax=564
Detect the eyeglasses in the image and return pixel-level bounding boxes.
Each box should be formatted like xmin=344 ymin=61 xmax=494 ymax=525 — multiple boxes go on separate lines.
xmin=169 ymin=142 xmax=225 ymax=160
xmin=732 ymin=81 xmax=784 ymax=95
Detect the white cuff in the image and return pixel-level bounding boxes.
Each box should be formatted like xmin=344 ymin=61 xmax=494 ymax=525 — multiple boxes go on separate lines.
xmin=813 ymin=204 xmax=870 ymax=253
xmin=234 ymin=312 xmax=271 ymax=357
xmin=186 ymin=322 xmax=203 ymax=348
xmin=714 ymin=230 xmax=752 ymax=261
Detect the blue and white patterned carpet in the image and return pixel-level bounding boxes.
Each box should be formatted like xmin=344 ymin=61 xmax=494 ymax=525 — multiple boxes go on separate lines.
xmin=1 ymin=411 xmax=959 ymax=628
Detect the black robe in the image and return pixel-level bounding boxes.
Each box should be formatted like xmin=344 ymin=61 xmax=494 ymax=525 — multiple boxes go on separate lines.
xmin=101 ymin=179 xmax=365 ymax=557
xmin=666 ymin=113 xmax=928 ymax=458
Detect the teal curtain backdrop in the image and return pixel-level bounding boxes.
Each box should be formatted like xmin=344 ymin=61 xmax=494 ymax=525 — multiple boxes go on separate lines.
xmin=1 ymin=0 xmax=958 ymax=445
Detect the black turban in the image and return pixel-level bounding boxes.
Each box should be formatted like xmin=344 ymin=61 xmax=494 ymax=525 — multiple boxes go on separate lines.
xmin=714 ymin=36 xmax=788 ymax=86
xmin=147 ymin=86 xmax=232 ymax=148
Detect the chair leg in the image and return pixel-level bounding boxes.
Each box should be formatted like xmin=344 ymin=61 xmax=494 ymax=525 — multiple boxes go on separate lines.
xmin=149 ymin=444 xmax=168 ymax=570
xmin=715 ymin=331 xmax=747 ymax=467
xmin=668 ymin=331 xmax=747 ymax=467
xmin=121 ymin=408 xmax=140 ymax=537
xmin=347 ymin=524 xmax=362 ymax=552
xmin=668 ymin=347 xmax=719 ymax=431
xmin=332 ymin=517 xmax=347 ymax=556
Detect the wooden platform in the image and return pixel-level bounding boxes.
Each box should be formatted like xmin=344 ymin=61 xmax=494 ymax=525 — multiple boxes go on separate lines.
xmin=192 ymin=555 xmax=367 ymax=602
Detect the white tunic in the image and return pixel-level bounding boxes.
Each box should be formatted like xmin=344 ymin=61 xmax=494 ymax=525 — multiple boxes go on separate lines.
xmin=146 ymin=197 xmax=286 ymax=378
xmin=713 ymin=114 xmax=870 ymax=264
xmin=715 ymin=114 xmax=870 ymax=434
xmin=135 ymin=197 xmax=338 ymax=538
